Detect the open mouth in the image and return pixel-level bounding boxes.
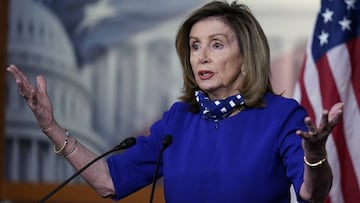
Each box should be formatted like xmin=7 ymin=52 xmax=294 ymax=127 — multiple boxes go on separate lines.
xmin=198 ymin=71 xmax=214 ymax=80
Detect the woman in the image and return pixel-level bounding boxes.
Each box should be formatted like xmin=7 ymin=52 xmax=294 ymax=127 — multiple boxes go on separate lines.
xmin=7 ymin=1 xmax=343 ymax=202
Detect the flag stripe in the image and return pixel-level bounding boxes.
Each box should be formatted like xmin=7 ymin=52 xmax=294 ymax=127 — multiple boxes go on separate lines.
xmin=327 ymin=135 xmax=344 ymax=203
xmin=349 ymin=38 xmax=360 ymax=110
xmin=342 ymin=86 xmax=360 ymax=181
xmin=299 ymin=55 xmax=316 ymax=120
xmin=302 ymin=48 xmax=324 ymax=123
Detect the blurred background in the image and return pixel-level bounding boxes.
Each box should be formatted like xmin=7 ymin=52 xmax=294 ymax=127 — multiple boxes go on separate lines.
xmin=1 ymin=0 xmax=320 ymax=202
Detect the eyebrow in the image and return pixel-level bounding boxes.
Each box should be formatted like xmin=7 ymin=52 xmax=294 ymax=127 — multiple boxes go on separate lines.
xmin=189 ymin=33 xmax=229 ymax=41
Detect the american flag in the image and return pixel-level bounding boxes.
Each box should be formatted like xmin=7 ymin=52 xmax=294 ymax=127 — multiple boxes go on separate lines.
xmin=298 ymin=0 xmax=360 ymax=202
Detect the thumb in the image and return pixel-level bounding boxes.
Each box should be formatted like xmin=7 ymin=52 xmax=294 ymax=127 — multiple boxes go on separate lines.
xmin=36 ymin=75 xmax=47 ymax=94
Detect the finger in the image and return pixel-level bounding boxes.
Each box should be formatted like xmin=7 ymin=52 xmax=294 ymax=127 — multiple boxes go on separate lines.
xmin=13 ymin=66 xmax=34 ymax=89
xmin=28 ymin=89 xmax=38 ymax=107
xmin=304 ymin=116 xmax=317 ymax=134
xmin=296 ymin=130 xmax=308 ymax=139
xmin=7 ymin=65 xmax=35 ymax=97
xmin=328 ymin=110 xmax=343 ymax=129
xmin=330 ymin=104 xmax=343 ymax=122
xmin=328 ymin=102 xmax=344 ymax=121
xmin=296 ymin=129 xmax=319 ymax=141
xmin=36 ymin=75 xmax=47 ymax=94
xmin=330 ymin=102 xmax=344 ymax=112
xmin=308 ymin=130 xmax=318 ymax=136
xmin=6 ymin=66 xmax=24 ymax=95
xmin=7 ymin=65 xmax=22 ymax=81
xmin=16 ymin=80 xmax=27 ymax=97
xmin=8 ymin=65 xmax=26 ymax=81
xmin=319 ymin=110 xmax=329 ymax=129
xmin=332 ymin=112 xmax=342 ymax=125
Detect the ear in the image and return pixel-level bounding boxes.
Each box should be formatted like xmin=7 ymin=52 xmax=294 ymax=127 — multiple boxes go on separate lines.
xmin=240 ymin=64 xmax=246 ymax=75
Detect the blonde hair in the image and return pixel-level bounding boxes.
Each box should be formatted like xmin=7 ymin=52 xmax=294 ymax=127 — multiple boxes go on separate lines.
xmin=176 ymin=0 xmax=273 ymax=112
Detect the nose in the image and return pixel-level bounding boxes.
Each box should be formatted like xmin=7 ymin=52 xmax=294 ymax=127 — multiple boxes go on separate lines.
xmin=199 ymin=47 xmax=210 ymax=64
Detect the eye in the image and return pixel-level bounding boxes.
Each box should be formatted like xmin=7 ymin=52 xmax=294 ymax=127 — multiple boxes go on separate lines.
xmin=190 ymin=42 xmax=200 ymax=51
xmin=212 ymin=41 xmax=223 ymax=49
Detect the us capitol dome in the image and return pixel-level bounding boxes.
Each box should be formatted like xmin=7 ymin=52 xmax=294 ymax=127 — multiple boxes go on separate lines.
xmin=6 ymin=0 xmax=106 ymax=182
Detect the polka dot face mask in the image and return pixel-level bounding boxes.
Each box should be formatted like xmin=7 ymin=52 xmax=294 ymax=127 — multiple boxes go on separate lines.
xmin=195 ymin=91 xmax=245 ymax=121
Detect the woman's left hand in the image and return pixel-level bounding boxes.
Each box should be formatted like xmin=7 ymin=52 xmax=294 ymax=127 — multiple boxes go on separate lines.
xmin=296 ymin=102 xmax=344 ymax=153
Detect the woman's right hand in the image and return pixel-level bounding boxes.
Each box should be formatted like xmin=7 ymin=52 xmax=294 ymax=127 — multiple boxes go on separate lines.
xmin=7 ymin=64 xmax=58 ymax=132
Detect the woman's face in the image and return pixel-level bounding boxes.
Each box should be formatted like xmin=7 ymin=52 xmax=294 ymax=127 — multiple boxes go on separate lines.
xmin=189 ymin=16 xmax=244 ymax=100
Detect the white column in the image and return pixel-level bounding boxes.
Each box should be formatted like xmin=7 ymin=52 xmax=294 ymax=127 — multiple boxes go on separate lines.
xmin=28 ymin=139 xmax=39 ymax=181
xmin=10 ymin=138 xmax=19 ymax=181
xmin=46 ymin=143 xmax=57 ymax=182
